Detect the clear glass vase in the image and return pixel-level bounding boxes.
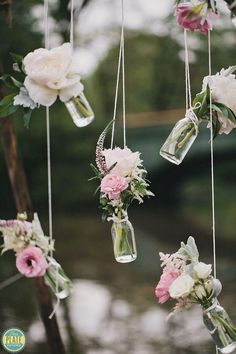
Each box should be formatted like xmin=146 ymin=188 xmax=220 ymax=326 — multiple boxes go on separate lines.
xmin=111 ymin=220 xmax=137 ymax=263
xmin=65 ymin=92 xmax=94 ymax=128
xmin=203 ymin=300 xmax=236 ymax=353
xmin=160 ymin=117 xmax=199 ymax=165
xmin=44 ymin=257 xmax=73 ymax=299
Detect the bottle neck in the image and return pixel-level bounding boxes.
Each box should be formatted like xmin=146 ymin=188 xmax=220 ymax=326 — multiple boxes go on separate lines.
xmin=202 ymin=298 xmax=218 ymax=312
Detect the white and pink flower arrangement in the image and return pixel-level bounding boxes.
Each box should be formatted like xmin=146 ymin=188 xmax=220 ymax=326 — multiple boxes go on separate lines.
xmin=160 ymin=66 xmax=236 ymax=165
xmin=0 ymin=213 xmax=72 ymax=300
xmin=0 ymin=43 xmax=94 ymax=127
xmin=91 ymin=123 xmax=153 ymax=263
xmin=175 ymin=0 xmax=236 ymax=33
xmin=155 ymin=236 xmax=236 ymax=353
xmin=175 ymin=0 xmax=218 ymax=34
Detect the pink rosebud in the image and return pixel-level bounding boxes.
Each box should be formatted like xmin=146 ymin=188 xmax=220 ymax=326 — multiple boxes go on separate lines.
xmin=16 ymin=246 xmax=48 ymax=278
xmin=155 ymin=270 xmax=179 ymax=304
xmin=101 ymin=173 xmax=129 ymax=200
xmin=175 ymin=2 xmax=216 ymax=34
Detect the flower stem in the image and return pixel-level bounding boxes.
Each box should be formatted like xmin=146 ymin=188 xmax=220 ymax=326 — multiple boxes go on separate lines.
xmin=177 ymin=126 xmax=196 ymax=149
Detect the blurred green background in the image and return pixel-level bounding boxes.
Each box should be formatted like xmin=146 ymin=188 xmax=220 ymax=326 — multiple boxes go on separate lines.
xmin=0 ymin=0 xmax=236 ymax=353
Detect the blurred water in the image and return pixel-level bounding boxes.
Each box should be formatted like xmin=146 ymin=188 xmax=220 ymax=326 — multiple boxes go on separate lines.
xmin=0 ymin=211 xmax=235 ymax=354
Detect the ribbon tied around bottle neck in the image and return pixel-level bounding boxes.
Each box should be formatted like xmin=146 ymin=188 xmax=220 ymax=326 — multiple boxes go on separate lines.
xmin=107 ymin=211 xmax=129 ymax=224
xmin=204 ymin=278 xmax=222 ymax=312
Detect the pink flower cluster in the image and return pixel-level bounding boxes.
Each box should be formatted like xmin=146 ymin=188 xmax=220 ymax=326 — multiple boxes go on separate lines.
xmin=16 ymin=246 xmax=48 ymax=278
xmin=176 ymin=2 xmax=217 ymax=35
xmin=155 ymin=269 xmax=179 ymax=304
xmin=101 ymin=173 xmax=129 ymax=200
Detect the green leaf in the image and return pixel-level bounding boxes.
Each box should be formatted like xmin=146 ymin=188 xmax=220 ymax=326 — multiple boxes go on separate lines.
xmin=22 ymin=108 xmax=32 ymax=128
xmin=0 ymin=93 xmax=18 ymax=118
xmin=106 ymin=162 xmax=117 ymax=174
xmin=90 ymin=163 xmax=101 ymax=177
xmin=211 ymin=113 xmax=221 ymax=139
xmin=193 ymin=85 xmax=210 ymax=117
xmin=0 ymin=75 xmax=22 ymax=89
xmin=10 ymin=52 xmax=24 ymax=72
xmin=212 ymin=102 xmax=236 ymax=125
xmin=178 ymin=236 xmax=199 ymax=264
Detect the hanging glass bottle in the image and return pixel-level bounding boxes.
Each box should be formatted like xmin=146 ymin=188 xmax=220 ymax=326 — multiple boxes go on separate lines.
xmin=44 ymin=257 xmax=73 ymax=299
xmin=202 ymin=300 xmax=236 ymax=353
xmin=160 ymin=116 xmax=199 ymax=165
xmin=111 ymin=218 xmax=137 ymax=263
xmin=65 ymin=92 xmax=94 ymax=128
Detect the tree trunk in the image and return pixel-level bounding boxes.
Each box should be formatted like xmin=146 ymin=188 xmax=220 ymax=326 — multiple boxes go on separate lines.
xmin=0 ymin=97 xmax=66 ymax=354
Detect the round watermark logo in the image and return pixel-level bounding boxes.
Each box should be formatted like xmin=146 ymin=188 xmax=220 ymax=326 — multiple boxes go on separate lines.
xmin=1 ymin=328 xmax=26 ymax=353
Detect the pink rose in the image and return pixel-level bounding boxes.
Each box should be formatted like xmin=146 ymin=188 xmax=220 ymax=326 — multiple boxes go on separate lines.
xmin=155 ymin=270 xmax=179 ymax=304
xmin=176 ymin=2 xmax=216 ymax=35
xmin=16 ymin=246 xmax=48 ymax=278
xmin=101 ymin=173 xmax=129 ymax=200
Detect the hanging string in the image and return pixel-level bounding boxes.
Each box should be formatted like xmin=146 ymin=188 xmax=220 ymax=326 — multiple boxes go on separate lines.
xmin=183 ymin=30 xmax=199 ymax=131
xmin=208 ymin=29 xmax=218 ymax=354
xmin=111 ymin=0 xmax=126 ymax=149
xmin=44 ymin=0 xmax=53 ymax=259
xmin=70 ymin=0 xmax=74 ymax=48
xmin=208 ymin=31 xmax=217 ymax=279
xmin=184 ymin=30 xmax=192 ymax=110
xmin=121 ymin=0 xmax=126 ymax=147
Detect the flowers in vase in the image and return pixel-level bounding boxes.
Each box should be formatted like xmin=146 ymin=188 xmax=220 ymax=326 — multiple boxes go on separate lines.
xmin=155 ymin=236 xmax=236 ymax=353
xmin=91 ymin=124 xmax=153 ymax=222
xmin=175 ymin=0 xmax=218 ymax=33
xmin=90 ymin=123 xmax=153 ymax=263
xmin=0 ymin=213 xmax=72 ymax=299
xmin=160 ymin=66 xmax=236 ymax=164
xmin=0 ymin=43 xmax=94 ymax=127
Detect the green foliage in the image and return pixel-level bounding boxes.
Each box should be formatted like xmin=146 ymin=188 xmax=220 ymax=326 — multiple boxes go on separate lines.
xmin=0 ymin=93 xmax=17 ymax=117
xmin=178 ymin=236 xmax=199 ymax=264
xmin=10 ymin=53 xmax=24 ymax=73
xmin=0 ymin=74 xmax=22 ymax=89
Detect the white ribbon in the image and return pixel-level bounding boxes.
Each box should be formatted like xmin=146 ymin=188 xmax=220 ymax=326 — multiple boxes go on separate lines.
xmin=204 ymin=298 xmax=218 ymax=313
xmin=107 ymin=211 xmax=129 ymax=224
xmin=47 ymin=257 xmax=61 ymax=319
xmin=185 ymin=102 xmax=201 ymax=132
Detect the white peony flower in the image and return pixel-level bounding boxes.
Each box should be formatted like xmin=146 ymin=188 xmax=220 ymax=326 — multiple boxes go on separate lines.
xmin=194 ymin=262 xmax=212 ymax=279
xmin=169 ymin=274 xmax=194 ymax=299
xmin=23 ymin=43 xmax=84 ymax=107
xmin=102 ymin=147 xmax=142 ymax=177
xmin=202 ymin=67 xmax=236 ymax=134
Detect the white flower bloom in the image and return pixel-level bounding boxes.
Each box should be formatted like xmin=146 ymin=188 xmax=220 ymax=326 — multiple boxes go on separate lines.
xmin=169 ymin=274 xmax=194 ymax=299
xmin=205 ymin=278 xmax=213 ymax=295
xmin=102 ymin=147 xmax=142 ymax=177
xmin=194 ymin=262 xmax=212 ymax=279
xmin=202 ymin=67 xmax=236 ymax=134
xmin=194 ymin=284 xmax=207 ymax=300
xmin=23 ymin=43 xmax=84 ymax=107
xmin=13 ymin=87 xmax=38 ymax=109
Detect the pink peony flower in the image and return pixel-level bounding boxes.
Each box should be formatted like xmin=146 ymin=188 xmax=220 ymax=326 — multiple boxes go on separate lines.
xmin=101 ymin=173 xmax=129 ymax=200
xmin=16 ymin=246 xmax=48 ymax=278
xmin=155 ymin=270 xmax=179 ymax=304
xmin=175 ymin=2 xmax=216 ymax=35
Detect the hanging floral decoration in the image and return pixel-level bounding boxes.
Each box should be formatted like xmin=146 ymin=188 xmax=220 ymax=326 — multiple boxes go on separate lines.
xmin=175 ymin=0 xmax=236 ymax=32
xmin=0 ymin=213 xmax=72 ymax=300
xmin=175 ymin=0 xmax=218 ymax=34
xmin=155 ymin=236 xmax=236 ymax=353
xmin=0 ymin=43 xmax=94 ymax=127
xmin=160 ymin=66 xmax=236 ymax=164
xmin=90 ymin=123 xmax=154 ymax=263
